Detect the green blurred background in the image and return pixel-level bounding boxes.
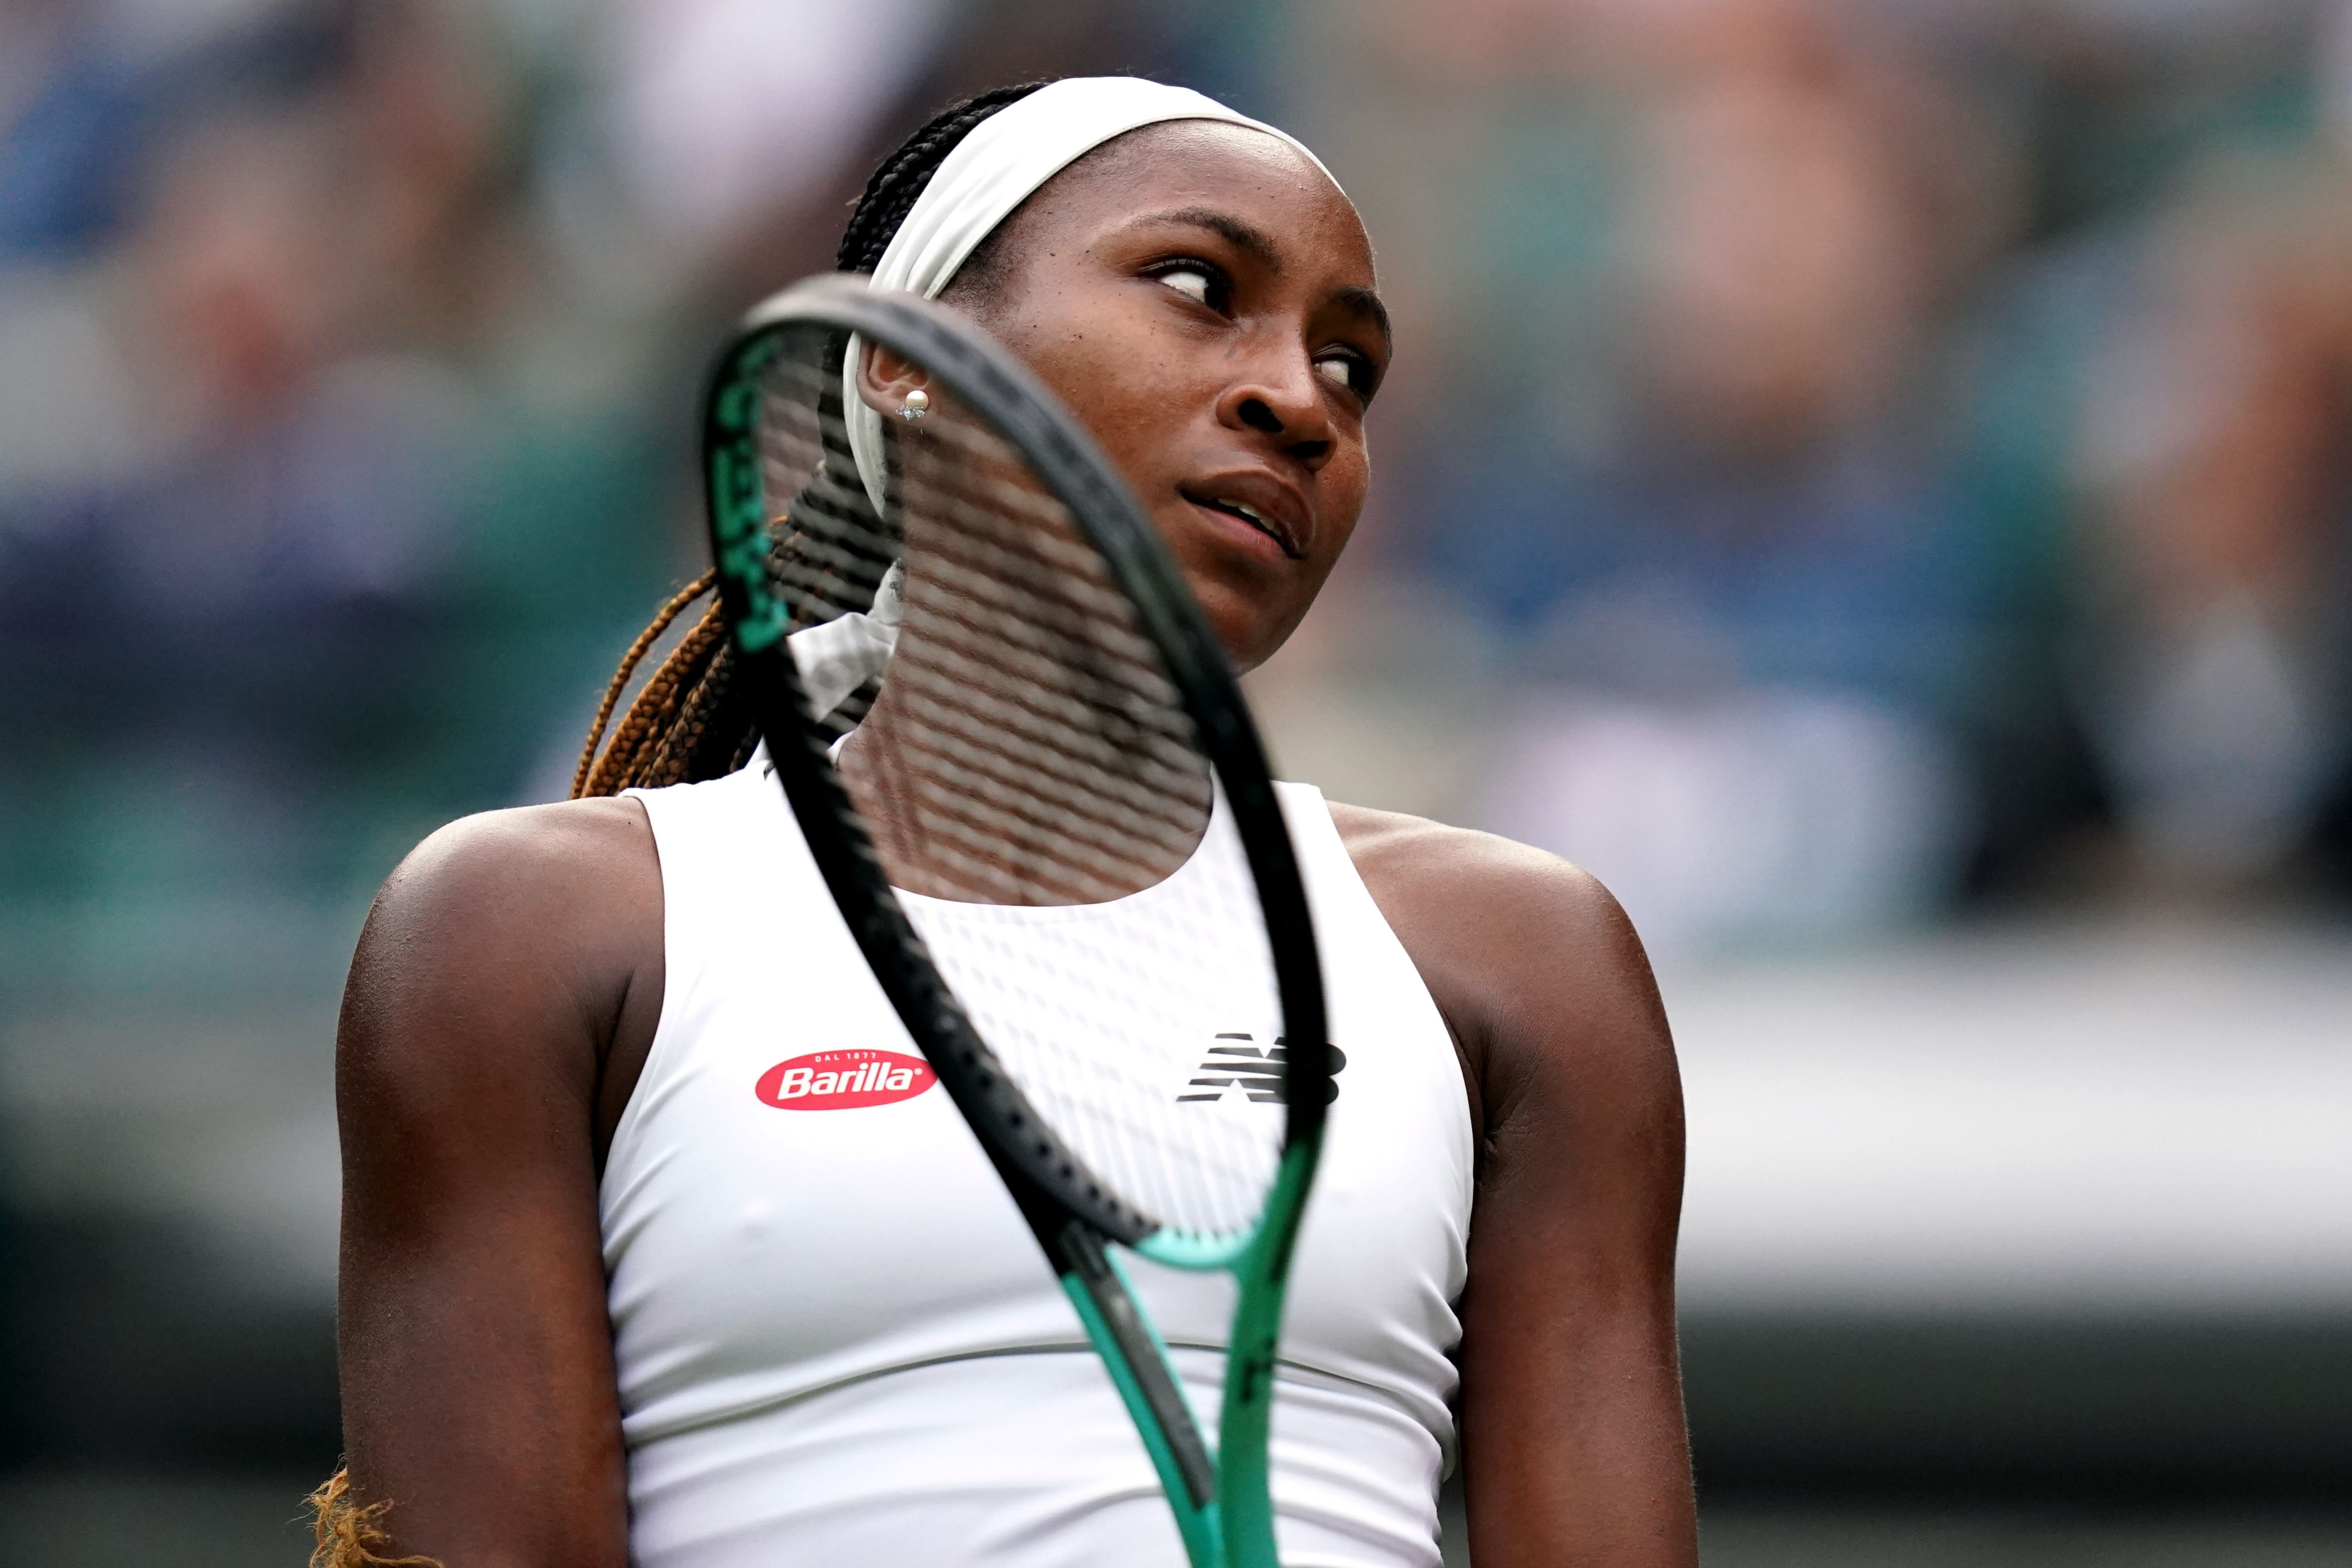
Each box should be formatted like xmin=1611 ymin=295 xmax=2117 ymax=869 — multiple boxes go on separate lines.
xmin=1 ymin=0 xmax=2347 ymax=1562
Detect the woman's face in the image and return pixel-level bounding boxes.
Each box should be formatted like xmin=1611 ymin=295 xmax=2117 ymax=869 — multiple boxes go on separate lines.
xmin=938 ymin=120 xmax=1388 ymax=672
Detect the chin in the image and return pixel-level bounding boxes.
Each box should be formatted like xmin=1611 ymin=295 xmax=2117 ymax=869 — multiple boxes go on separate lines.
xmin=1191 ymin=591 xmax=1283 ymax=674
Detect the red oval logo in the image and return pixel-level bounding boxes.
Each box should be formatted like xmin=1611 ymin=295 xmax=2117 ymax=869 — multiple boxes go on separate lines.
xmin=755 ymin=1049 xmax=936 ymax=1110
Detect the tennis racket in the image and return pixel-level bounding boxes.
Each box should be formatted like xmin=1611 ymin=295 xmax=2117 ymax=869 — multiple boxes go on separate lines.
xmin=698 ymin=274 xmax=1331 ymax=1568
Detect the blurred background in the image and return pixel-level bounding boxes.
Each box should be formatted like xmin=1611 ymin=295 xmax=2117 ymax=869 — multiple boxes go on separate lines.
xmin=0 ymin=0 xmax=2346 ymax=1562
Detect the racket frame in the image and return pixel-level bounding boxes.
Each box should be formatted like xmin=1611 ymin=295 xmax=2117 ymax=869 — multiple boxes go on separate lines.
xmin=699 ymin=275 xmax=1331 ymax=1568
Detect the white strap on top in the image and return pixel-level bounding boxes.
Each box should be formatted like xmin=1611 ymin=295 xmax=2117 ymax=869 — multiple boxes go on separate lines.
xmin=787 ymin=559 xmax=903 ymax=721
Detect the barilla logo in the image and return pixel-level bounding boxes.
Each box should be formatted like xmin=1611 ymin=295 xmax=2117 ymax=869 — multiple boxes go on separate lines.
xmin=755 ymin=1049 xmax=936 ymax=1110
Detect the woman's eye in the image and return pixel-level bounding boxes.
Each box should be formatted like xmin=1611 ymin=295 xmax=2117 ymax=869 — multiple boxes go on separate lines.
xmin=1155 ymin=266 xmax=1215 ymax=305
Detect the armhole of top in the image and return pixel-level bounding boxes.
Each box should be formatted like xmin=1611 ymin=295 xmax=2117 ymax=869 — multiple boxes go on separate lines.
xmin=600 ymin=780 xmax=699 ymax=1196
xmin=1271 ymin=782 xmax=1479 ymax=1211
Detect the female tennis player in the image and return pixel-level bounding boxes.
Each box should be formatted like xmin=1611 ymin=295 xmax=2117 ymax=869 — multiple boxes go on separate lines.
xmin=324 ymin=78 xmax=1696 ymax=1568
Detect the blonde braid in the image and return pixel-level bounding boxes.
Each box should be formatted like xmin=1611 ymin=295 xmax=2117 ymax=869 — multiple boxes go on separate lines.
xmin=306 ymin=1469 xmax=442 ymax=1568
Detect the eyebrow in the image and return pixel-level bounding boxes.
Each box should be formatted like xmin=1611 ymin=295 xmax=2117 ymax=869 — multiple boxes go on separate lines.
xmin=1133 ymin=205 xmax=1285 ymax=272
xmin=1332 ymin=284 xmax=1392 ymax=353
xmin=1126 ymin=206 xmax=1393 ymax=351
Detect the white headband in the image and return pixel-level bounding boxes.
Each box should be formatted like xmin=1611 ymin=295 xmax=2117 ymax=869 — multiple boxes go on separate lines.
xmin=843 ymin=75 xmax=1339 ymax=514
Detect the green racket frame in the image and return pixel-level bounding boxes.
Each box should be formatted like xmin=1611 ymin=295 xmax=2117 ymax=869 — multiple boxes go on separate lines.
xmin=699 ymin=276 xmax=1331 ymax=1568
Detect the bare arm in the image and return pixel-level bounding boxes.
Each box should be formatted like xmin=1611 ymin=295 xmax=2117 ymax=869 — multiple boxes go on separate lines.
xmin=1335 ymin=804 xmax=1697 ymax=1568
xmin=334 ymin=797 xmax=663 ymax=1567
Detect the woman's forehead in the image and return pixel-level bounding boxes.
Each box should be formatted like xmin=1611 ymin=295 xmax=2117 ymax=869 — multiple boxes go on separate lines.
xmin=1043 ymin=120 xmax=1367 ymax=261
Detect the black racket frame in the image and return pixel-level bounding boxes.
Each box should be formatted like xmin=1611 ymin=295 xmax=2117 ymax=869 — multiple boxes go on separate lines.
xmin=698 ymin=277 xmax=1332 ymax=1505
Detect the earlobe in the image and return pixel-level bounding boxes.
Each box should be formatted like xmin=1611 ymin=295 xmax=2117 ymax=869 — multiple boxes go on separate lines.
xmin=854 ymin=341 xmax=935 ymax=419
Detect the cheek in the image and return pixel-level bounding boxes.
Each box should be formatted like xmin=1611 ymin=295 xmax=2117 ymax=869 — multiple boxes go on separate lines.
xmin=1322 ymin=447 xmax=1370 ymax=547
xmin=1000 ymin=308 xmax=1208 ymax=470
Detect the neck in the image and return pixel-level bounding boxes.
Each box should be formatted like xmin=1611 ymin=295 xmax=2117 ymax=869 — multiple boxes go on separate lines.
xmin=835 ymin=588 xmax=1212 ymax=905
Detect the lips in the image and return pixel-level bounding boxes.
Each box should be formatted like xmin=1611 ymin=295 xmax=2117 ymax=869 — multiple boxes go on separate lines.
xmin=1178 ymin=472 xmax=1310 ymax=561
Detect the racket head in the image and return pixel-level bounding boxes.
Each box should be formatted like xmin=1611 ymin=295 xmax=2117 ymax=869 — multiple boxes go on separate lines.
xmin=700 ymin=275 xmax=1331 ymax=1252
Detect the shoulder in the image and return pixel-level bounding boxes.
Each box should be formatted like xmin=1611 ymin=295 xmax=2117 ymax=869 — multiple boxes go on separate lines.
xmin=1329 ymin=800 xmax=1618 ymax=925
xmin=344 ymin=797 xmax=661 ymax=1065
xmin=382 ymin=795 xmax=656 ymax=915
xmin=1324 ymin=800 xmax=1670 ymax=1136
xmin=1327 ymin=799 xmax=1642 ymax=998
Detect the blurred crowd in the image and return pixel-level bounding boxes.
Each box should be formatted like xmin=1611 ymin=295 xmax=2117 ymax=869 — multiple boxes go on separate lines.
xmin=1250 ymin=0 xmax=2352 ymax=953
xmin=3 ymin=0 xmax=2350 ymax=960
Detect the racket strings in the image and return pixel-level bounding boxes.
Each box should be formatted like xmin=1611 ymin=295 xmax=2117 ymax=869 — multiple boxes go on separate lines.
xmin=874 ymin=423 xmax=1215 ymax=901
xmin=909 ymin=855 xmax=1278 ymax=1233
xmin=756 ymin=339 xmax=1285 ymax=1237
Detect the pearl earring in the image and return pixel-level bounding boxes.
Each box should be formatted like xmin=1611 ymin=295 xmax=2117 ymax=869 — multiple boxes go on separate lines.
xmin=897 ymin=388 xmax=930 ymax=422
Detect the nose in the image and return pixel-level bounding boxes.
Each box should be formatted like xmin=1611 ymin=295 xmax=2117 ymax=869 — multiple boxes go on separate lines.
xmin=1214 ymin=343 xmax=1334 ymax=472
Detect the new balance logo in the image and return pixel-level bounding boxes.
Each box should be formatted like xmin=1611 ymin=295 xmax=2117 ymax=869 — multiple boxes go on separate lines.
xmin=1177 ymin=1034 xmax=1345 ymax=1105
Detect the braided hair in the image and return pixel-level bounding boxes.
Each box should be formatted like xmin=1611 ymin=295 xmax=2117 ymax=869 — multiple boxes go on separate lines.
xmin=573 ymin=81 xmax=1049 ymax=800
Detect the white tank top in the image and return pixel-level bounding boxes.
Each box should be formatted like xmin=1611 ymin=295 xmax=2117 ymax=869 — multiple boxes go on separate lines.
xmin=605 ymin=758 xmax=1472 ymax=1567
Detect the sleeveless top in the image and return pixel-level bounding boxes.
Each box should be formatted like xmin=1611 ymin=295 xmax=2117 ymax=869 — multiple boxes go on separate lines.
xmin=604 ymin=758 xmax=1473 ymax=1567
